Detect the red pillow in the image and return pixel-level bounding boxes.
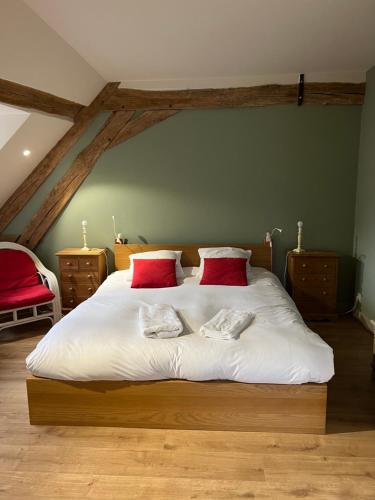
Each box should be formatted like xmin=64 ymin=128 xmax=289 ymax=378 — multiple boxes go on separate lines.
xmin=0 ymin=249 xmax=39 ymax=292
xmin=200 ymin=258 xmax=248 ymax=286
xmin=131 ymin=259 xmax=177 ymax=288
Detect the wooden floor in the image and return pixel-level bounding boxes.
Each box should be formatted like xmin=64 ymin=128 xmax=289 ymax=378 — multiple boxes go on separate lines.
xmin=1 ymin=317 xmax=375 ymax=499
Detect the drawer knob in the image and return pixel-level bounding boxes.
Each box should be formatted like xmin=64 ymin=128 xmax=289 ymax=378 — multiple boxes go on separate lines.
xmin=323 ymin=264 xmax=328 ymax=268
xmin=68 ymin=274 xmax=73 ymax=278
xmin=301 ymin=277 xmax=306 ymax=281
xmin=69 ymin=299 xmax=74 ymax=304
xmin=323 ymin=277 xmax=327 ymax=282
xmin=88 ymin=287 xmax=92 ymax=291
xmin=302 ymin=263 xmax=307 ymax=268
xmin=68 ymin=287 xmax=73 ymax=291
xmin=66 ymin=261 xmax=71 ymax=266
xmin=322 ymin=291 xmax=327 ymax=296
xmin=87 ymin=274 xmax=92 ymax=278
xmin=86 ymin=261 xmax=90 ymax=266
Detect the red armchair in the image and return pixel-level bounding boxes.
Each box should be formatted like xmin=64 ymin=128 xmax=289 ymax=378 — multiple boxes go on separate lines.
xmin=0 ymin=242 xmax=61 ymax=331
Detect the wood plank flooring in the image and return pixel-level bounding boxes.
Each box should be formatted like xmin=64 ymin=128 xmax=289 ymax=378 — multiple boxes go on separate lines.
xmin=1 ymin=316 xmax=374 ymax=499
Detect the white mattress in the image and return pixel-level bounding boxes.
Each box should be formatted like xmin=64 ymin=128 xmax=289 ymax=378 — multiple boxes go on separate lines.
xmin=26 ymin=267 xmax=334 ymax=384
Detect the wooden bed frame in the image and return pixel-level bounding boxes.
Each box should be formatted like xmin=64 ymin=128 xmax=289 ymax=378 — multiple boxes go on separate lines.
xmin=114 ymin=242 xmax=273 ymax=272
xmin=26 ymin=243 xmax=328 ymax=434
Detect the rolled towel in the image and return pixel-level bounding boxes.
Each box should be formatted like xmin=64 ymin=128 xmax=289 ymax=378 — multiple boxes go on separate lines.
xmin=139 ymin=304 xmax=183 ymax=339
xmin=200 ymin=309 xmax=254 ymax=340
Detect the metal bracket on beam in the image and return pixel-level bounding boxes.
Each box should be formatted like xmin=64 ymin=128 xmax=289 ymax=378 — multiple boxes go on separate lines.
xmin=298 ymin=74 xmax=304 ymax=106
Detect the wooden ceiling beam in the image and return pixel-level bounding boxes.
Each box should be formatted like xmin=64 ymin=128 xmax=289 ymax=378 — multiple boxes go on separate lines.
xmin=0 ymin=78 xmax=86 ymax=119
xmin=104 ymin=82 xmax=365 ymax=111
xmin=0 ymin=82 xmax=120 ymax=234
xmin=18 ymin=110 xmax=134 ymax=249
xmin=7 ymin=78 xmax=364 ymax=247
xmin=108 ymin=110 xmax=179 ymax=150
xmin=303 ymin=82 xmax=365 ymax=105
xmin=105 ymin=84 xmax=296 ymax=110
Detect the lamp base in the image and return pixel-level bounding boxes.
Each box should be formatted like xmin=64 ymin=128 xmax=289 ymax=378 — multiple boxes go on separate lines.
xmin=293 ymin=247 xmax=305 ymax=253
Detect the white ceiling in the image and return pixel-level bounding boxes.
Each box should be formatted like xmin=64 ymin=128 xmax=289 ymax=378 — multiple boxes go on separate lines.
xmin=0 ymin=0 xmax=104 ymax=209
xmin=25 ymin=0 xmax=375 ymax=89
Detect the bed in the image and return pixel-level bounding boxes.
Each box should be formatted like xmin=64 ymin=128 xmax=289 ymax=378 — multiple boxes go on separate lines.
xmin=26 ymin=243 xmax=333 ymax=434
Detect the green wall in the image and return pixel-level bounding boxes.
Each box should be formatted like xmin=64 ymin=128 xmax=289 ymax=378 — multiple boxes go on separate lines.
xmin=354 ymin=66 xmax=375 ymax=320
xmin=7 ymin=104 xmax=362 ymax=310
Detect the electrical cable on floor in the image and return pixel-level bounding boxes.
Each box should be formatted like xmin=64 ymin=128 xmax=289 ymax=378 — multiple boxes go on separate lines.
xmin=283 ymin=250 xmax=292 ymax=287
xmin=339 ymin=297 xmax=360 ymax=316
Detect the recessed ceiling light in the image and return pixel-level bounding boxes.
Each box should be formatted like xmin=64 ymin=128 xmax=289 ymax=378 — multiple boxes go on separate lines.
xmin=23 ymin=149 xmax=31 ymax=157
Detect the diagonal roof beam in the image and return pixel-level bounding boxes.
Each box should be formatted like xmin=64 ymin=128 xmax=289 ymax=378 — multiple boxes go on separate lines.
xmin=18 ymin=110 xmax=134 ymax=249
xmin=108 ymin=110 xmax=179 ymax=150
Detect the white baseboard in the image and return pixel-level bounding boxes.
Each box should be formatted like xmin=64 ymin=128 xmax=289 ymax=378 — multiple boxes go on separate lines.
xmin=354 ymin=309 xmax=375 ymax=335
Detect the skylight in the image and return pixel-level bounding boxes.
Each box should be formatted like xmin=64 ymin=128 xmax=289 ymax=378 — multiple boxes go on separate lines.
xmin=0 ymin=104 xmax=30 ymax=151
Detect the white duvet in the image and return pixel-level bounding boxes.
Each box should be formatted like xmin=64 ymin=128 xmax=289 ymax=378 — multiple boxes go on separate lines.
xmin=26 ymin=267 xmax=334 ymax=384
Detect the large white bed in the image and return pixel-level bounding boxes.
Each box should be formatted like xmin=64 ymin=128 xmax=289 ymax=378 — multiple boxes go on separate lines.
xmin=26 ymin=266 xmax=334 ymax=384
xmin=25 ymin=243 xmax=332 ymax=433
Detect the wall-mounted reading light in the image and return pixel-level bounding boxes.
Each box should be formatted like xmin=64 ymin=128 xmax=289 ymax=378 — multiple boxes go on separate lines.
xmin=112 ymin=215 xmax=128 ymax=244
xmin=265 ymin=227 xmax=282 ymax=247
xmin=23 ymin=149 xmax=31 ymax=157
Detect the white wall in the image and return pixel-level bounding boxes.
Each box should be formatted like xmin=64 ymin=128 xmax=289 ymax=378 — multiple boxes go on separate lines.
xmin=0 ymin=0 xmax=105 ymax=208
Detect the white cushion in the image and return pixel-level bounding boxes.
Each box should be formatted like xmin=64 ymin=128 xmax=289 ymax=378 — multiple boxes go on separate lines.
xmin=197 ymin=247 xmax=252 ymax=279
xmin=128 ymin=250 xmax=184 ymax=279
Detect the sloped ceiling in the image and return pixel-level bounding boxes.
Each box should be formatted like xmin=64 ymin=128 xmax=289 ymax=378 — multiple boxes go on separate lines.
xmin=25 ymin=0 xmax=375 ymax=89
xmin=0 ymin=0 xmax=105 ymax=207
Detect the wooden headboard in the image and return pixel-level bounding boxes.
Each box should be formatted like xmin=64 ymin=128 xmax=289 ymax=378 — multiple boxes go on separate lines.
xmin=114 ymin=243 xmax=272 ymax=271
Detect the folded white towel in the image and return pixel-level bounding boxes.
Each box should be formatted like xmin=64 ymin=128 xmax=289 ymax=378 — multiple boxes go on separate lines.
xmin=139 ymin=304 xmax=183 ymax=339
xmin=200 ymin=309 xmax=254 ymax=340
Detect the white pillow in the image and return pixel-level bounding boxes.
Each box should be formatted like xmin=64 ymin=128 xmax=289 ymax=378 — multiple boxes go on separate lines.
xmin=128 ymin=250 xmax=184 ymax=279
xmin=197 ymin=247 xmax=252 ymax=279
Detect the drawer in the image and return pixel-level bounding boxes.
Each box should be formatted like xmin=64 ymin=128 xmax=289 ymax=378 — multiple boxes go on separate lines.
xmin=294 ymin=287 xmax=335 ymax=301
xmin=293 ymin=274 xmax=336 ymax=288
xmin=294 ymin=258 xmax=337 ymax=275
xmin=61 ymin=283 xmax=98 ymax=297
xmin=59 ymin=257 xmax=78 ymax=271
xmin=296 ymin=298 xmax=336 ymax=314
xmin=62 ymin=296 xmax=88 ymax=309
xmin=78 ymin=256 xmax=98 ymax=271
xmin=61 ymin=271 xmax=99 ymax=284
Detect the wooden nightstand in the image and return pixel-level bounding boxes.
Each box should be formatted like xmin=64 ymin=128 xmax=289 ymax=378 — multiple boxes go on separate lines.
xmin=56 ymin=248 xmax=107 ymax=311
xmin=287 ymin=251 xmax=338 ymax=320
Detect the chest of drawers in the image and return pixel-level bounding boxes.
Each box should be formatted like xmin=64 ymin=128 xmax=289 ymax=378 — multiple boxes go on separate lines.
xmin=287 ymin=251 xmax=338 ymax=320
xmin=56 ymin=248 xmax=107 ymax=311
